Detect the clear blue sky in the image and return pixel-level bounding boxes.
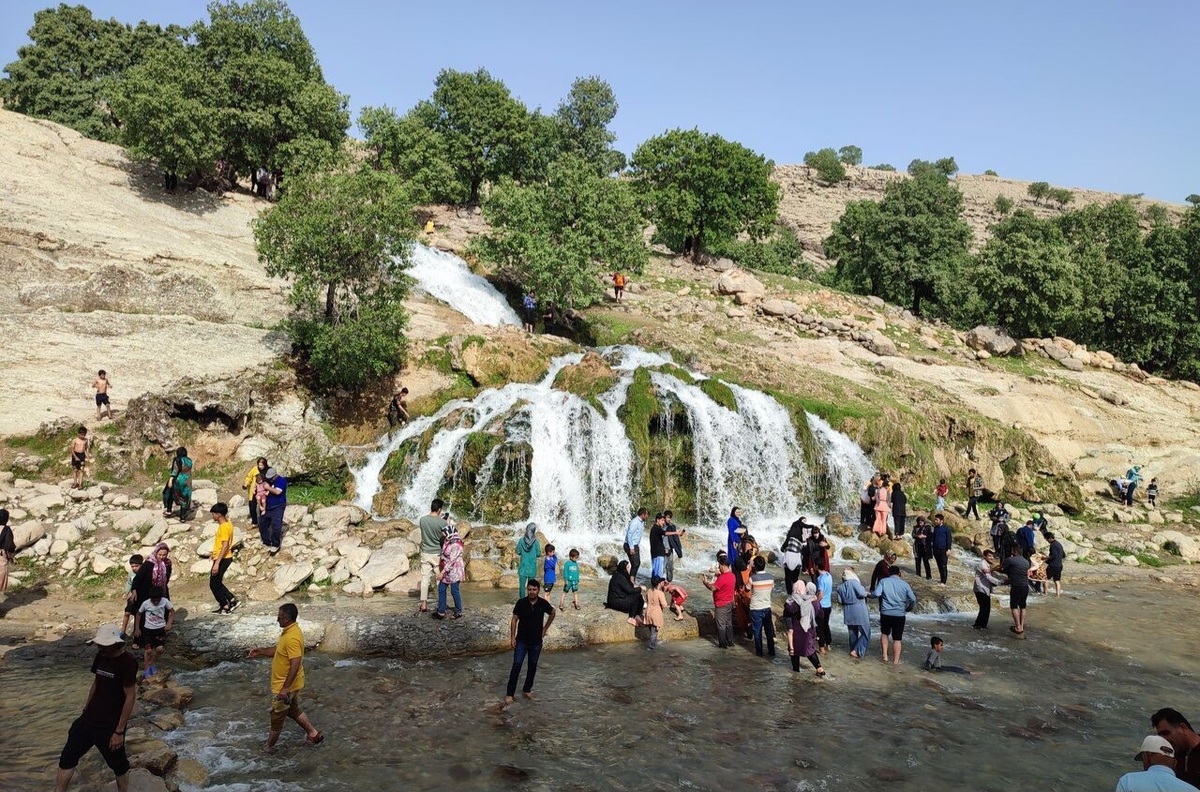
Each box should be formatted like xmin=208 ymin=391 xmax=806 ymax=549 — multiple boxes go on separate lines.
xmin=2 ymin=0 xmax=1197 ymax=201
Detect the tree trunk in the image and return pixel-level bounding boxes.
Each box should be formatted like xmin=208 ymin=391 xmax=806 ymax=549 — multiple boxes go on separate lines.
xmin=469 ymin=176 xmax=482 ymax=205
xmin=325 ymin=282 xmax=337 ymax=324
xmin=689 ymin=228 xmax=705 ymax=264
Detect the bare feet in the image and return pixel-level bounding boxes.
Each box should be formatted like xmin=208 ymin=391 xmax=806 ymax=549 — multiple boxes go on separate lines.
xmin=503 ymin=696 xmax=515 ymax=706
xmin=626 ymin=617 xmax=637 ymax=626
xmin=849 ymin=651 xmax=859 ymax=658
xmin=522 ymin=691 xmax=535 ymax=700
xmin=674 ymin=616 xmax=684 ymax=621
xmin=881 ymin=657 xmax=890 ymax=664
xmin=892 ymin=659 xmax=902 ymax=665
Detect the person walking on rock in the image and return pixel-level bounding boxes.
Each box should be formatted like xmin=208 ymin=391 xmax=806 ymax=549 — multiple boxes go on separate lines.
xmin=258 ymin=467 xmax=287 ymax=554
xmin=872 ymin=476 xmax=890 ymax=537
xmin=836 ymin=568 xmax=871 ymax=659
xmin=417 ymin=499 xmax=447 ymax=613
xmin=516 ymin=521 xmax=542 ymax=596
xmin=209 ymin=503 xmax=239 ymax=614
xmin=70 ymin=426 xmax=90 ymax=490
xmin=726 ymin=506 xmax=745 ymax=569
xmin=54 ymin=624 xmax=137 ymax=792
xmin=965 ymin=469 xmax=983 ymax=520
xmin=1044 ymin=532 xmax=1066 ymax=597
xmin=248 ymin=603 xmax=324 ymax=749
xmin=931 ymin=513 xmax=953 ymax=586
xmin=0 ymin=508 xmax=14 ymax=598
xmin=506 ymin=579 xmax=555 ymax=704
xmin=649 ymin=513 xmax=668 ymax=580
xmin=243 ymin=457 xmax=268 ymax=529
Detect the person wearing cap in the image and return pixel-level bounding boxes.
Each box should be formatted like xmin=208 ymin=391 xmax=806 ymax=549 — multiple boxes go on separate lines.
xmin=54 ymin=624 xmax=137 ymax=792
xmin=248 ymin=603 xmax=324 ymax=748
xmin=257 ymin=466 xmax=288 ymax=555
xmin=1116 ymin=735 xmax=1199 ymax=792
xmin=649 ymin=512 xmax=668 ymax=580
xmin=1151 ymin=709 xmax=1200 ymax=787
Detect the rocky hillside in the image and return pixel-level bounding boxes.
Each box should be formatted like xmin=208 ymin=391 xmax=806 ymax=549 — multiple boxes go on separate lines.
xmin=772 ymin=164 xmax=1186 ymax=271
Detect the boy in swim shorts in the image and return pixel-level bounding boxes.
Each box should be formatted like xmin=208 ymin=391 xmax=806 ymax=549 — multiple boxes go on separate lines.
xmin=69 ymin=426 xmax=89 ymax=489
xmin=93 ymin=370 xmax=112 ymax=419
xmin=558 ymin=548 xmax=580 ymax=611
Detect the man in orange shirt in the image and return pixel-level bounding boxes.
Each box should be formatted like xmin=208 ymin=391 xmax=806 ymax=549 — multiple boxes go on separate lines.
xmin=249 ymin=604 xmax=324 ymax=749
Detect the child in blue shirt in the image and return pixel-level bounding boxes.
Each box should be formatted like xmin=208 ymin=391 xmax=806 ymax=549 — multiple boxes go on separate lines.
xmin=558 ymin=548 xmax=581 ymax=611
xmin=542 ymin=544 xmax=558 ymax=594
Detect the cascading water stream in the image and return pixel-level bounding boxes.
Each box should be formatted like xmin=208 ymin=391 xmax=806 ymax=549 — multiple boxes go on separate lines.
xmin=406 ymin=243 xmax=521 ymax=326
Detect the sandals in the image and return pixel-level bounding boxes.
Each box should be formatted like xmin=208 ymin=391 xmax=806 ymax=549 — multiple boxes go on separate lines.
xmin=306 ymin=732 xmax=324 ymax=746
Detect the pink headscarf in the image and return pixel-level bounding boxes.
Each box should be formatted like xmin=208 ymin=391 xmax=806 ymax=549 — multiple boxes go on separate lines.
xmin=151 ymin=542 xmax=171 ymax=587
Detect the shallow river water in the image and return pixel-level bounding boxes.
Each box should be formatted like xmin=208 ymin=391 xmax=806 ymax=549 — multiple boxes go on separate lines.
xmin=1 ymin=579 xmax=1194 ymax=792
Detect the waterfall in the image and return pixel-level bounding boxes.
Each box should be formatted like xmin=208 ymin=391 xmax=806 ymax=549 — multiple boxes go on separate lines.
xmin=349 ymin=344 xmax=878 ymax=569
xmin=406 ymin=243 xmax=521 ymax=327
xmin=805 ymin=411 xmax=876 ymax=515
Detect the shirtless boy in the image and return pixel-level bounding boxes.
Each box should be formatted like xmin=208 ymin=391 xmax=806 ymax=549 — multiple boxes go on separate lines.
xmin=92 ymin=370 xmax=112 ymax=419
xmin=69 ymin=426 xmax=89 ymax=489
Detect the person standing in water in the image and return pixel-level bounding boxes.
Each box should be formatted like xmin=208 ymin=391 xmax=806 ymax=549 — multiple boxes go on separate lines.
xmin=248 ymin=603 xmax=324 ymax=749
xmin=783 ymin=581 xmax=825 ymax=677
xmin=836 ymin=568 xmax=870 ymax=659
xmin=417 ymin=499 xmax=447 ymax=613
xmin=663 ymin=510 xmax=685 ymax=582
xmin=702 ymin=553 xmax=736 ymax=649
xmin=931 ymin=513 xmax=953 ymax=587
xmin=872 ymin=476 xmax=890 ymax=537
xmin=53 ymin=624 xmax=137 ymax=792
xmin=972 ymin=549 xmax=1006 ymax=630
xmin=505 ymin=579 xmax=555 ymax=704
xmin=871 ymin=566 xmax=916 ymax=665
xmin=1000 ymin=543 xmax=1031 ymax=637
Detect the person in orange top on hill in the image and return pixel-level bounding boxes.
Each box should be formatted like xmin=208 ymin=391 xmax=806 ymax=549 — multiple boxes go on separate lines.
xmin=612 ymin=271 xmax=626 ymax=301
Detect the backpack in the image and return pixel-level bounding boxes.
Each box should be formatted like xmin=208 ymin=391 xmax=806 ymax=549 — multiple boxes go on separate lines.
xmin=614 ymin=273 xmax=626 ymax=287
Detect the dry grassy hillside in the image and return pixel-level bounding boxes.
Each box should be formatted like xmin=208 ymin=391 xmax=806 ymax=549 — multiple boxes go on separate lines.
xmin=773 ymin=164 xmax=1186 ymax=271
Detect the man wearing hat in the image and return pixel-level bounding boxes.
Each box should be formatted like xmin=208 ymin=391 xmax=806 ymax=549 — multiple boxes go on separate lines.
xmin=54 ymin=624 xmax=138 ymax=791
xmin=258 ymin=467 xmax=288 ymax=555
xmin=1116 ymin=735 xmax=1199 ymax=791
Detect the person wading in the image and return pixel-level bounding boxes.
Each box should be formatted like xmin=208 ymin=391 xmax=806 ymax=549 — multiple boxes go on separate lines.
xmin=248 ymin=603 xmax=324 ymax=749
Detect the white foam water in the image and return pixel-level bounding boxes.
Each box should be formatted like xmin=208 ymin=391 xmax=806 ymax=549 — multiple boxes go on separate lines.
xmin=805 ymin=411 xmax=876 ymax=515
xmin=406 ymin=243 xmax=521 ymax=326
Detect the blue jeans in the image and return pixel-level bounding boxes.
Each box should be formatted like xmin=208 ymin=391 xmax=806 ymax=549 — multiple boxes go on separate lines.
xmin=437 ymin=581 xmax=462 ymax=614
xmin=848 ymin=624 xmax=871 ymax=657
xmin=651 ymin=555 xmax=665 ymax=579
xmin=506 ymin=641 xmax=542 ymax=697
xmin=750 ymin=608 xmax=775 ymax=656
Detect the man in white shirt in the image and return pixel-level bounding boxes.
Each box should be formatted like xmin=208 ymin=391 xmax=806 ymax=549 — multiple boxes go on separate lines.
xmin=624 ymin=507 xmax=647 ymax=580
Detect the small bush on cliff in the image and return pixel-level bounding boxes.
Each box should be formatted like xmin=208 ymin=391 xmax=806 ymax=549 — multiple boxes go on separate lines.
xmin=803 ymin=148 xmax=847 ymax=184
xmin=253 ymin=165 xmax=415 ymax=390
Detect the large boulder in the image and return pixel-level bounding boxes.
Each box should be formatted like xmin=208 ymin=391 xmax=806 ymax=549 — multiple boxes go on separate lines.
xmin=714 ymin=270 xmax=766 ymax=302
xmin=272 ymin=561 xmax=314 ymax=596
xmin=11 ymin=520 xmax=46 ymax=552
xmin=355 ymin=539 xmax=412 ymax=589
xmin=759 ymin=298 xmax=803 ymax=319
xmin=312 ymin=505 xmax=367 ymax=532
xmin=966 ymin=325 xmax=1018 ymax=357
xmin=864 ymin=332 xmax=897 ymax=357
xmin=1151 ymin=531 xmax=1200 ymax=562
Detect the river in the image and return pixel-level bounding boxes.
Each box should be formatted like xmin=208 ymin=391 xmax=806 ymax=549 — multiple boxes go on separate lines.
xmin=0 ymin=577 xmax=1192 ymax=791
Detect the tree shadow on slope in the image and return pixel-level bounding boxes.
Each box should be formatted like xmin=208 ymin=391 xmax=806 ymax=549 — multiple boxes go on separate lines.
xmin=117 ymin=158 xmax=226 ymax=217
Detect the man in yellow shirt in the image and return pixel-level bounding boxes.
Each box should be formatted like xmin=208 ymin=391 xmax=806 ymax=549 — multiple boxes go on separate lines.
xmin=249 ymin=603 xmax=323 ymax=749
xmin=208 ymin=503 xmax=239 ymax=614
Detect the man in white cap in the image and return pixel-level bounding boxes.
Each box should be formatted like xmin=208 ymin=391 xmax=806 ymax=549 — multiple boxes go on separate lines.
xmin=1116 ymin=735 xmax=1200 ymax=792
xmin=54 ymin=624 xmax=138 ymax=791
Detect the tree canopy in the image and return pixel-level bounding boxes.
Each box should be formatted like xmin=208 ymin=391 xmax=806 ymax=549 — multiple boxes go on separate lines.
xmin=252 ymin=165 xmax=415 ymax=388
xmin=837 ymin=145 xmax=863 ymax=166
xmin=804 ymin=148 xmax=847 ymax=183
xmin=110 ymin=0 xmax=348 ymax=181
xmin=0 ymin=4 xmax=186 ymax=142
xmin=472 ymin=156 xmax=647 ymax=310
xmin=825 ymin=170 xmax=972 ymax=316
xmin=631 ymin=129 xmax=780 ymax=262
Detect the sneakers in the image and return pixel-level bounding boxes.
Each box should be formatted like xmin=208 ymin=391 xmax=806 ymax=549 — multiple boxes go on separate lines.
xmin=227 ymin=599 xmax=240 ymax=612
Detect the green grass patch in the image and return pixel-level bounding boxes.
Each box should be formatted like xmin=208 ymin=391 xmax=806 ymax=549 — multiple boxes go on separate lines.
xmin=985 ymin=354 xmax=1050 ymax=379
xmin=1136 ymin=552 xmax=1165 ymax=568
xmin=73 ymin=566 xmax=127 ymax=601
xmin=288 ymin=480 xmax=347 ymax=507
xmin=583 ymin=312 xmax=656 ymax=347
xmin=698 ymin=378 xmax=737 ymax=411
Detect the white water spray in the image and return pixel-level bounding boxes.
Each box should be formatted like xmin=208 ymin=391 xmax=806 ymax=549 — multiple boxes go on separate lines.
xmin=406 ymin=243 xmax=520 ymax=327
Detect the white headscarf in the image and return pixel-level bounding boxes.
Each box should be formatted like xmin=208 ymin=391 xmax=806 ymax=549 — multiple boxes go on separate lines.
xmin=796 ymin=581 xmax=817 ymax=631
xmin=842 ymin=568 xmax=859 ymax=583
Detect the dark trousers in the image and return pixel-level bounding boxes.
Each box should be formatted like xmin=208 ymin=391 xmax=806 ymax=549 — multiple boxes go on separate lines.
xmin=934 ymin=549 xmax=949 ymax=584
xmin=974 ymin=590 xmax=991 ymax=628
xmin=714 ymin=603 xmax=734 ymax=647
xmin=790 ymin=651 xmax=821 ymax=672
xmin=506 ymin=641 xmax=543 ymax=697
xmin=783 ymin=566 xmax=801 ymax=597
xmin=893 ymin=514 xmax=906 ymax=537
xmin=58 ymin=717 xmax=130 ymax=776
xmin=965 ymin=497 xmax=980 ymax=520
xmin=624 ymin=544 xmax=640 ymax=580
xmin=750 ymin=608 xmax=775 ymax=656
xmin=161 ymin=484 xmax=174 ymax=512
xmin=1125 ymin=482 xmax=1137 ymax=506
xmin=816 ymin=608 xmax=832 ymax=648
xmin=915 ymin=552 xmax=932 ymax=579
xmin=209 ymin=557 xmax=234 ymax=607
xmin=991 ymin=533 xmax=1002 ymax=553
xmin=259 ymin=507 xmax=284 ymax=548
xmin=249 ymin=499 xmax=259 ymax=527
xmin=860 ymin=502 xmax=873 ymax=528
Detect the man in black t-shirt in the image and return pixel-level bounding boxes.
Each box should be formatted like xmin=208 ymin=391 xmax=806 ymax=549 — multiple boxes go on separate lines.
xmin=1000 ymin=546 xmax=1031 ymax=637
xmin=505 ymin=580 xmax=555 ymax=705
xmin=55 ymin=623 xmax=137 ymax=791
